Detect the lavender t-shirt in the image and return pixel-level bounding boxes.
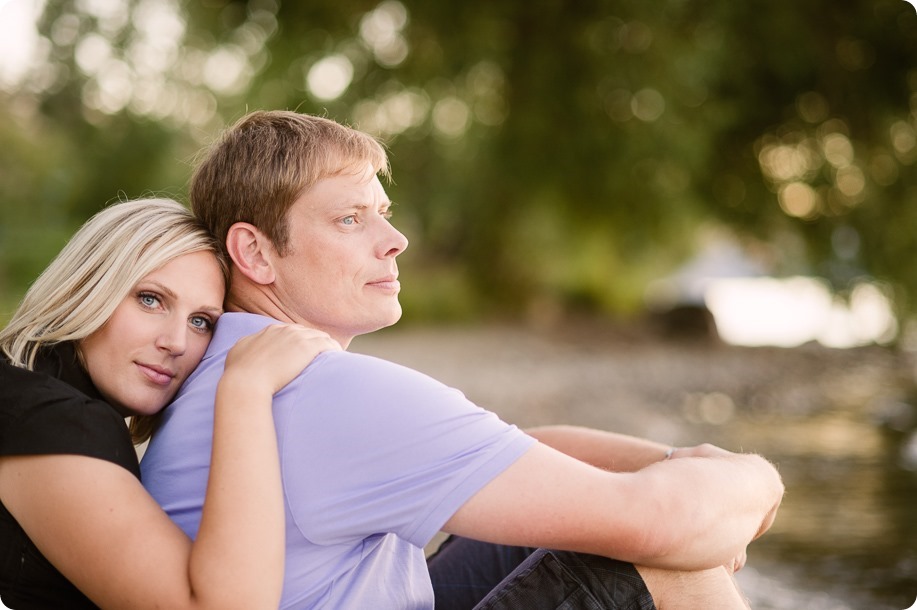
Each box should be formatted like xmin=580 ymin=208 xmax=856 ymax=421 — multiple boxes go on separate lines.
xmin=141 ymin=313 xmax=535 ymax=609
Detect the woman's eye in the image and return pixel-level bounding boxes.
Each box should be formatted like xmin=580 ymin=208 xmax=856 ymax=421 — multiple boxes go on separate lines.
xmin=189 ymin=316 xmax=213 ymax=332
xmin=139 ymin=293 xmax=160 ymax=308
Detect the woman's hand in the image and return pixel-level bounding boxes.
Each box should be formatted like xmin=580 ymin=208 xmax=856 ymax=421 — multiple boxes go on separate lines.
xmin=223 ymin=324 xmax=341 ymax=395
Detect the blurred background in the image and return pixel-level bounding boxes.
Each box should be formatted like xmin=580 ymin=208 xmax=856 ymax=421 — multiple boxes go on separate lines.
xmin=0 ymin=0 xmax=915 ymax=607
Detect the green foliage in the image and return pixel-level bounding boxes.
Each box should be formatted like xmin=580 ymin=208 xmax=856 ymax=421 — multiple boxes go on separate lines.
xmin=1 ymin=0 xmax=915 ymax=324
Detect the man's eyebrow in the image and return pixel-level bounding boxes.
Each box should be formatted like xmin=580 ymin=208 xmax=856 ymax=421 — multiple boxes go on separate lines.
xmin=337 ymin=200 xmax=396 ymax=210
xmin=336 ymin=202 xmax=369 ymax=210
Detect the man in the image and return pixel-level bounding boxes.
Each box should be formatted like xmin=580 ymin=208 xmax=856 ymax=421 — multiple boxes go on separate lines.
xmin=141 ymin=111 xmax=784 ymax=609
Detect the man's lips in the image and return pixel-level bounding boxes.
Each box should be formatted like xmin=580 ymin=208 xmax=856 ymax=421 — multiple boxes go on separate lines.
xmin=137 ymin=363 xmax=176 ymax=386
xmin=367 ymin=276 xmax=400 ymax=291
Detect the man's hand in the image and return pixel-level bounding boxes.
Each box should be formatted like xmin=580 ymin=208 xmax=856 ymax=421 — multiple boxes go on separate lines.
xmin=667 ymin=443 xmax=735 ymax=460
xmin=667 ymin=442 xmax=783 ymax=573
xmin=670 ymin=443 xmax=783 ymax=539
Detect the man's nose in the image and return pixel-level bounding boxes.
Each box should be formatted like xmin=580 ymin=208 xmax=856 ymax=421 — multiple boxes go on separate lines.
xmin=379 ymin=220 xmax=409 ymax=258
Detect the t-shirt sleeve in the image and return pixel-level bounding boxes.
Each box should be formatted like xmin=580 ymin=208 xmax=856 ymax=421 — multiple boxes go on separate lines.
xmin=0 ymin=363 xmax=139 ymax=478
xmin=278 ymin=352 xmax=535 ymax=548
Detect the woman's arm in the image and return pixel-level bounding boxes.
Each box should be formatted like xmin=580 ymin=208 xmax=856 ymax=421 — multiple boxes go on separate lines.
xmin=189 ymin=324 xmax=339 ymax=607
xmin=0 ymin=324 xmax=339 ymax=610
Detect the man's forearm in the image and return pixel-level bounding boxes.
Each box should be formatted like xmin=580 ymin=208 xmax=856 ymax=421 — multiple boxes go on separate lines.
xmin=525 ymin=425 xmax=785 ymax=568
xmin=444 ymin=440 xmax=784 ymax=574
xmin=525 ymin=425 xmax=671 ymax=472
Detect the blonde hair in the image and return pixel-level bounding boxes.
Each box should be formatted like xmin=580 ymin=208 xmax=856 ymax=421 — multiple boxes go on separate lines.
xmin=0 ymin=198 xmax=229 ymax=443
xmin=191 ymin=110 xmax=389 ymax=257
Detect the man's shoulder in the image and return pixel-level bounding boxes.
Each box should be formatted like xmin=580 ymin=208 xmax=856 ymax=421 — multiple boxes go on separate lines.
xmin=207 ymin=312 xmax=277 ymax=354
xmin=272 ymin=350 xmax=463 ymax=415
xmin=306 ymin=350 xmax=443 ymax=388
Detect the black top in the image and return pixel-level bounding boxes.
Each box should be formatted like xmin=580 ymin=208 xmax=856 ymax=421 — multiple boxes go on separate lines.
xmin=0 ymin=343 xmax=139 ymax=609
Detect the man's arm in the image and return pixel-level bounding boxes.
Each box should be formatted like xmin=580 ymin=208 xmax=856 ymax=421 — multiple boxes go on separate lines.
xmin=442 ymin=441 xmax=784 ymax=572
xmin=524 ymin=425 xmax=672 ymax=472
xmin=525 ymin=424 xmax=740 ymax=472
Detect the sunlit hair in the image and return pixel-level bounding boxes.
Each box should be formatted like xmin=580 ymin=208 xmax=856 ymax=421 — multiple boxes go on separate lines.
xmin=191 ymin=110 xmax=390 ymax=258
xmin=0 ymin=198 xmax=229 ymax=444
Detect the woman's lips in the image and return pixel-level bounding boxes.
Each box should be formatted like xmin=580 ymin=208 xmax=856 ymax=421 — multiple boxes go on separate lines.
xmin=137 ymin=363 xmax=175 ymax=386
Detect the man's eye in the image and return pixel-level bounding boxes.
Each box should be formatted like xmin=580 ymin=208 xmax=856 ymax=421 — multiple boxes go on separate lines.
xmin=341 ymin=216 xmax=356 ymax=225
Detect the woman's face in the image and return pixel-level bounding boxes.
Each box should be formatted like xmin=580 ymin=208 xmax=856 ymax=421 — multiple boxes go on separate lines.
xmin=78 ymin=251 xmax=225 ymax=417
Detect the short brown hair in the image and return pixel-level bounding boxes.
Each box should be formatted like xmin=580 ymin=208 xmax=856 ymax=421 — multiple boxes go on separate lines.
xmin=191 ymin=111 xmax=390 ymax=257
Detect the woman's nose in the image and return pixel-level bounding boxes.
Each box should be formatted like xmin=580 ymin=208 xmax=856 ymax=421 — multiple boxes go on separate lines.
xmin=155 ymin=320 xmax=187 ymax=355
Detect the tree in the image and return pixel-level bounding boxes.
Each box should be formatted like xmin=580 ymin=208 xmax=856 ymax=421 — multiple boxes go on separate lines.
xmin=2 ymin=0 xmax=915 ymax=328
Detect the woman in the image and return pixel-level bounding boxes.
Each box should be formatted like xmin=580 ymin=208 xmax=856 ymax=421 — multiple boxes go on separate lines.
xmin=0 ymin=198 xmax=338 ymax=609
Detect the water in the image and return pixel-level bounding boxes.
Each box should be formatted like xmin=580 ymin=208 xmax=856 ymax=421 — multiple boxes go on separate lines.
xmin=729 ymin=407 xmax=917 ymax=609
xmin=656 ymin=350 xmax=917 ymax=608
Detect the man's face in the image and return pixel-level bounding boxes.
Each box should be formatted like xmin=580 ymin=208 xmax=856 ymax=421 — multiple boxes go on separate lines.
xmin=270 ymin=164 xmax=409 ymax=347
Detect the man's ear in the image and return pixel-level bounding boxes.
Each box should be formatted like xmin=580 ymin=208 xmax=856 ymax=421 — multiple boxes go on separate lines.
xmin=225 ymin=222 xmax=277 ymax=285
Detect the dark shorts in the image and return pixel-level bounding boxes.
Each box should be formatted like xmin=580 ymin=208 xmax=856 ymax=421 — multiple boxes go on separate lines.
xmin=429 ymin=536 xmax=656 ymax=610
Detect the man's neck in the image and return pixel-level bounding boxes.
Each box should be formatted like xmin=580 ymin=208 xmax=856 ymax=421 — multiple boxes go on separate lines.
xmin=224 ymin=294 xmax=353 ymax=350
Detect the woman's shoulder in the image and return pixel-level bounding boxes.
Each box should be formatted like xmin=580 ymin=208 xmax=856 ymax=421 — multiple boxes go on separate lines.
xmin=0 ymin=358 xmax=112 ymax=418
xmin=0 ymin=360 xmax=138 ymax=476
xmin=0 ymin=358 xmax=76 ymax=413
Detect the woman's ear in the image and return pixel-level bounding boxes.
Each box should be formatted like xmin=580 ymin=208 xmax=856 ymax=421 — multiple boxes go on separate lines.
xmin=225 ymin=222 xmax=276 ymax=285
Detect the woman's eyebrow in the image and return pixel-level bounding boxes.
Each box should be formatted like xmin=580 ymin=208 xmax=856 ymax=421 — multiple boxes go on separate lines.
xmin=141 ymin=281 xmax=177 ymax=300
xmin=141 ymin=281 xmax=223 ymax=315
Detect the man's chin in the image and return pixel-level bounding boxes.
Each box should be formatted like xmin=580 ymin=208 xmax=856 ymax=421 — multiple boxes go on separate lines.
xmin=375 ymin=306 xmax=403 ymax=331
xmin=383 ymin=307 xmax=403 ymax=329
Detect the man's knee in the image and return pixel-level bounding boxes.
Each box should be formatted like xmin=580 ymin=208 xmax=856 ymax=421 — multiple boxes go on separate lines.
xmin=635 ymin=565 xmax=751 ymax=610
